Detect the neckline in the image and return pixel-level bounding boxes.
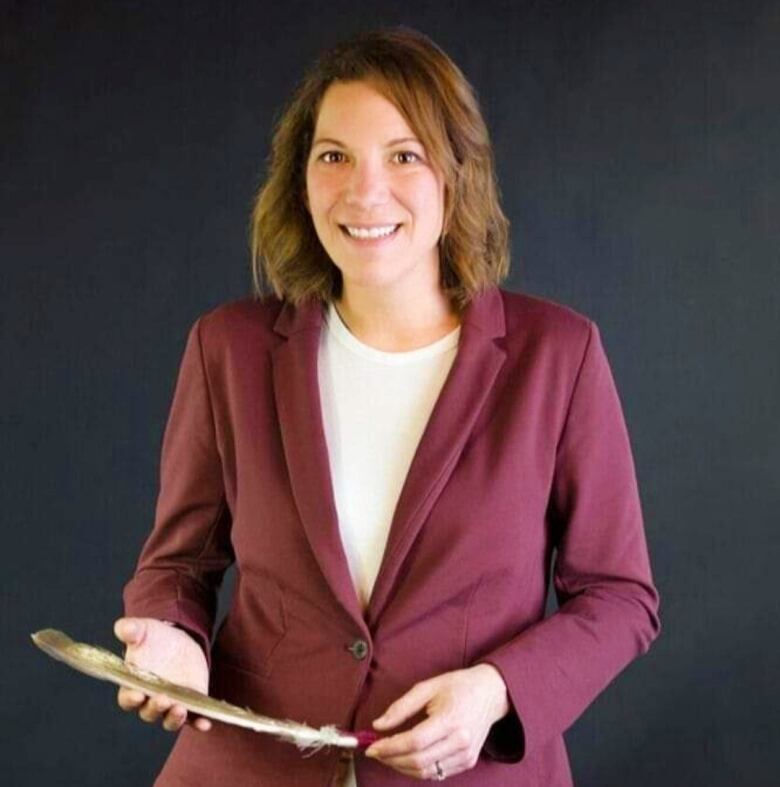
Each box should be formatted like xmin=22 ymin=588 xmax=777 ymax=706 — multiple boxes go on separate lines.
xmin=324 ymin=301 xmax=461 ymax=365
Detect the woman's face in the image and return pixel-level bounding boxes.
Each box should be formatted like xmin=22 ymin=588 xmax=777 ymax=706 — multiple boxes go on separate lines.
xmin=304 ymin=80 xmax=446 ymax=295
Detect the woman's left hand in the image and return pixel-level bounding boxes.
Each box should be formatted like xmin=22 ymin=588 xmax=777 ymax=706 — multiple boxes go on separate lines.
xmin=363 ymin=664 xmax=511 ymax=780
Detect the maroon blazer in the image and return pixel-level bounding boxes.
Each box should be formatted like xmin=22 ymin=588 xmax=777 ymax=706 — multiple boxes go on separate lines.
xmin=122 ymin=285 xmax=661 ymax=786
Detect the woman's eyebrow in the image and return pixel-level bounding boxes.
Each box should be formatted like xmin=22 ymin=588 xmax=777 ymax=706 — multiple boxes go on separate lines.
xmin=311 ymin=136 xmax=423 ymax=149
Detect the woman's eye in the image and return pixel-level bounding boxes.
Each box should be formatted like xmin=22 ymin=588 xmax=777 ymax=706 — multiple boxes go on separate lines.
xmin=317 ymin=150 xmax=422 ymax=164
xmin=395 ymin=150 xmax=421 ymax=164
xmin=319 ymin=151 xmax=345 ymax=164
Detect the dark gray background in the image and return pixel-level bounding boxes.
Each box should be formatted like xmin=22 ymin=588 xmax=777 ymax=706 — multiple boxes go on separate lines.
xmin=3 ymin=1 xmax=777 ymax=784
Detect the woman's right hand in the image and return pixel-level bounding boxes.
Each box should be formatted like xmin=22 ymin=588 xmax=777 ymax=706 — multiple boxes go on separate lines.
xmin=113 ymin=617 xmax=212 ymax=733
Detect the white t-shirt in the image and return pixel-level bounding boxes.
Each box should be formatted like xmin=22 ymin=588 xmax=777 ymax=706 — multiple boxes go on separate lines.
xmin=317 ymin=299 xmax=461 ymax=786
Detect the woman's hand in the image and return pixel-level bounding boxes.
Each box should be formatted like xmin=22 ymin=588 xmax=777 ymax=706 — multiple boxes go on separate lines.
xmin=364 ymin=664 xmax=510 ymax=780
xmin=113 ymin=616 xmax=212 ymax=733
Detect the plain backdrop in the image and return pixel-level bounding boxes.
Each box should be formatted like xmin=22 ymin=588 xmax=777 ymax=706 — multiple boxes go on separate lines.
xmin=2 ymin=1 xmax=777 ymax=784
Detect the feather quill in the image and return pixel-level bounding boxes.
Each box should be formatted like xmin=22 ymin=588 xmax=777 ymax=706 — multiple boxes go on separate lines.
xmin=31 ymin=628 xmax=378 ymax=755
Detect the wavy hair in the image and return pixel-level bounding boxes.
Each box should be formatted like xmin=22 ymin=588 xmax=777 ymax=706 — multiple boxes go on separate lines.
xmin=249 ymin=26 xmax=510 ymax=311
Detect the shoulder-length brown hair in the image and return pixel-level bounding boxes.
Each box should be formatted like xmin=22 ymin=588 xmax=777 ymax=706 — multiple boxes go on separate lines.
xmin=249 ymin=26 xmax=510 ymax=311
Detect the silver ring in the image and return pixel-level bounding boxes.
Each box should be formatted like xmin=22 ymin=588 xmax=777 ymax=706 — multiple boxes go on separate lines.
xmin=434 ymin=760 xmax=445 ymax=780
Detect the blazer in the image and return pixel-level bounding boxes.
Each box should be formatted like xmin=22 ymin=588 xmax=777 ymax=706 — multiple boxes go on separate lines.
xmin=122 ymin=284 xmax=661 ymax=786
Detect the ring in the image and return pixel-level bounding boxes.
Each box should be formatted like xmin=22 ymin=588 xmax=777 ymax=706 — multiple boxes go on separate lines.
xmin=434 ymin=760 xmax=445 ymax=780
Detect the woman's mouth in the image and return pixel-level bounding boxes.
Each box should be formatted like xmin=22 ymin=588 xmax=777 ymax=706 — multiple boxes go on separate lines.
xmin=339 ymin=223 xmax=402 ymax=246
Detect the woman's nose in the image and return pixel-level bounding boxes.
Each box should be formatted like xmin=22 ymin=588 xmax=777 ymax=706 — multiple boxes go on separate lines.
xmin=344 ymin=159 xmax=390 ymax=208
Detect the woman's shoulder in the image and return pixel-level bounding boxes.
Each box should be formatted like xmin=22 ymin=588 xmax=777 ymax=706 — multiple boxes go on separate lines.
xmin=189 ymin=294 xmax=288 ymax=350
xmin=498 ymin=286 xmax=594 ymax=348
xmin=196 ymin=295 xmax=284 ymax=334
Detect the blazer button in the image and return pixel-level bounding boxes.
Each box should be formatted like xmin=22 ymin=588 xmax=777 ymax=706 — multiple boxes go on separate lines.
xmin=348 ymin=638 xmax=369 ymax=660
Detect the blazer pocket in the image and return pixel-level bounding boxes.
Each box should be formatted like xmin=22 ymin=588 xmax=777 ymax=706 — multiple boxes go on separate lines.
xmin=462 ymin=570 xmax=525 ymax=666
xmin=211 ymin=569 xmax=288 ymax=680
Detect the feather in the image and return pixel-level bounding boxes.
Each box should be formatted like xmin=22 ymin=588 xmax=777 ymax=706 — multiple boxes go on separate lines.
xmin=30 ymin=628 xmax=378 ymax=754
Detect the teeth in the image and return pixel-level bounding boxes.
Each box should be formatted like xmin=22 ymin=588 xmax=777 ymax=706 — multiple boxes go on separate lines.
xmin=344 ymin=224 xmax=399 ymax=239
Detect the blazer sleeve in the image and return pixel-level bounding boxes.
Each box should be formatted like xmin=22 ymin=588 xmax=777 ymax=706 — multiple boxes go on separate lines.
xmin=475 ymin=319 xmax=662 ymax=763
xmin=121 ymin=316 xmax=234 ymax=672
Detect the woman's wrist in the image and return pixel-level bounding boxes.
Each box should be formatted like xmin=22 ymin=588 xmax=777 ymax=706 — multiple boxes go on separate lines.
xmin=472 ymin=663 xmax=511 ymax=721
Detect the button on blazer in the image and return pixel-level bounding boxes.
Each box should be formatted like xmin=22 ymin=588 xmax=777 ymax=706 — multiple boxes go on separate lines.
xmin=122 ymin=284 xmax=661 ymax=786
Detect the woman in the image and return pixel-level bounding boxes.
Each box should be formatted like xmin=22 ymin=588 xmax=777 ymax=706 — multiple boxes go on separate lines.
xmin=114 ymin=26 xmax=661 ymax=786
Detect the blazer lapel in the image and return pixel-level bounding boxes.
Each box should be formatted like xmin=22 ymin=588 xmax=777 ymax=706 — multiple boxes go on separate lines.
xmin=271 ymin=302 xmax=366 ymax=628
xmin=365 ymin=288 xmax=507 ymax=626
xmin=270 ymin=286 xmax=507 ymax=630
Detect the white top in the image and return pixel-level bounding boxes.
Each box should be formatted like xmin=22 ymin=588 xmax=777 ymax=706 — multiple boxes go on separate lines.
xmin=316 ymin=300 xmax=461 ymax=786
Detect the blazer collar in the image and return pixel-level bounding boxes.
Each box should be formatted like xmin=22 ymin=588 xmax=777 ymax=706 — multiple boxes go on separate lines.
xmin=270 ymin=286 xmax=507 ymax=632
xmin=272 ymin=284 xmax=505 ymax=339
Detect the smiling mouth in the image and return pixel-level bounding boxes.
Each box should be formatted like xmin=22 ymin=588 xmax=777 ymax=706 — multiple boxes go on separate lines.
xmin=339 ymin=223 xmax=402 ymax=239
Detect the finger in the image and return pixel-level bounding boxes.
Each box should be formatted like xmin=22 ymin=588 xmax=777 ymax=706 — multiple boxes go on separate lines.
xmin=138 ymin=694 xmax=173 ymax=723
xmin=114 ymin=617 xmax=145 ymax=647
xmin=425 ymin=748 xmax=470 ymax=781
xmin=378 ymin=729 xmax=463 ymax=774
xmin=391 ymin=748 xmax=455 ymax=779
xmin=137 ymin=699 xmax=159 ymax=723
xmin=117 ymin=687 xmax=147 ymax=710
xmin=365 ymin=715 xmax=448 ymax=759
xmin=153 ymin=694 xmax=176 ymax=719
xmin=192 ymin=716 xmax=212 ymax=732
xmin=162 ymin=705 xmax=188 ymax=732
xmin=372 ymin=679 xmax=437 ymax=731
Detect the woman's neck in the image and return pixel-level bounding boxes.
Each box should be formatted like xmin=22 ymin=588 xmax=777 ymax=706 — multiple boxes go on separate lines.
xmin=333 ymin=286 xmax=461 ymax=353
